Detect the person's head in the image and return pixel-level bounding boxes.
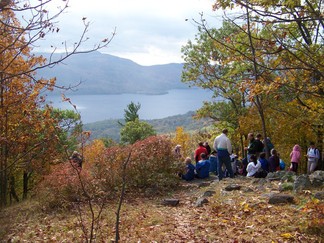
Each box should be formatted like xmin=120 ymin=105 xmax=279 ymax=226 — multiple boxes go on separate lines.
xmin=184 ymin=157 xmax=192 ymax=165
xmin=259 ymin=152 xmax=266 ymax=159
xmin=256 ymin=133 xmax=262 ymax=140
xmin=309 ymin=141 xmax=315 ymax=148
xmin=271 ymin=148 xmax=277 ymax=156
xmin=250 ymin=154 xmax=257 ymax=163
xmin=248 ymin=133 xmax=254 ymax=140
xmin=198 ymin=142 xmax=204 ymax=147
xmin=222 ymin=128 xmax=228 ymax=135
xmin=293 ymin=144 xmax=301 ymax=151
xmin=200 ymin=153 xmax=207 ymax=160
xmin=203 ymin=142 xmax=209 ymax=146
xmin=72 ymin=151 xmax=79 ymax=156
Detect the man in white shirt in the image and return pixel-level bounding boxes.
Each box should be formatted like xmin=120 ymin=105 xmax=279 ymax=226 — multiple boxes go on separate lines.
xmin=213 ymin=128 xmax=234 ymax=180
xmin=307 ymin=142 xmax=320 ymax=174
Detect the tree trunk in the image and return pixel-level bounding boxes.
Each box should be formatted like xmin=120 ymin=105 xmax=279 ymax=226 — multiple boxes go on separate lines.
xmin=10 ymin=175 xmax=19 ymax=204
xmin=0 ymin=77 xmax=8 ymax=207
xmin=23 ymin=171 xmax=28 ymax=200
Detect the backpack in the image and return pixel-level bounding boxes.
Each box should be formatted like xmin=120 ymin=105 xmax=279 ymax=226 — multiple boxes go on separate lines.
xmin=308 ymin=147 xmax=320 ymax=160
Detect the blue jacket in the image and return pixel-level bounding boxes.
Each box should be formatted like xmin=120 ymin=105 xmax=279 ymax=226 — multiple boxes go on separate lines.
xmin=258 ymin=158 xmax=269 ymax=172
xmin=182 ymin=163 xmax=195 ymax=181
xmin=196 ymin=160 xmax=210 ymax=179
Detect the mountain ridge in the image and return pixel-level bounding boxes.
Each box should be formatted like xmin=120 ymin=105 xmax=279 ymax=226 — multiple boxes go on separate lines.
xmin=36 ymin=51 xmax=187 ymax=95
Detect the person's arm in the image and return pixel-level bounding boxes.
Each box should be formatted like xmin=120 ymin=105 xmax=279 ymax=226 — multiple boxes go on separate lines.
xmin=213 ymin=138 xmax=218 ymax=151
xmin=246 ymin=163 xmax=253 ymax=173
xmin=227 ymin=138 xmax=233 ymax=154
xmin=315 ymin=149 xmax=320 ymax=159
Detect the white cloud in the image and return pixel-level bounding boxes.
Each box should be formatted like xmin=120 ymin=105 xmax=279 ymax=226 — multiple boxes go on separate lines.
xmin=33 ymin=0 xmax=221 ymax=65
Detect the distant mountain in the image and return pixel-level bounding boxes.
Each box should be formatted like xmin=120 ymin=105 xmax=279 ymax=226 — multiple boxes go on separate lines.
xmin=36 ymin=51 xmax=187 ymax=95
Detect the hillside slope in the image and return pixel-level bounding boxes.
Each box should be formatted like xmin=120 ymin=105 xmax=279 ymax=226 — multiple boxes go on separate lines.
xmin=83 ymin=111 xmax=213 ymax=141
xmin=36 ymin=51 xmax=187 ymax=95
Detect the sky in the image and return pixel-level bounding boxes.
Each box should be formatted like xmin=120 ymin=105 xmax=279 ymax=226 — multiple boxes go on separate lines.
xmin=36 ymin=0 xmax=223 ymax=66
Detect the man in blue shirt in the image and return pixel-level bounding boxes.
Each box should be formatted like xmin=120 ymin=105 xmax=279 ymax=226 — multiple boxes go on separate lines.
xmin=181 ymin=157 xmax=196 ymax=181
xmin=196 ymin=153 xmax=210 ymax=179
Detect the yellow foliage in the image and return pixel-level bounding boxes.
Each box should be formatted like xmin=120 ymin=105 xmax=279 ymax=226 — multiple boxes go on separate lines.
xmin=172 ymin=127 xmax=191 ymax=159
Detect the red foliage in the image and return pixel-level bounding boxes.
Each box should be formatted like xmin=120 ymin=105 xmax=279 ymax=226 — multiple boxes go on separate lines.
xmin=37 ymin=135 xmax=181 ymax=209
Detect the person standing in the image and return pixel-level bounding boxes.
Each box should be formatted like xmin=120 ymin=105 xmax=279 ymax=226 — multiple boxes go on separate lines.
xmin=307 ymin=142 xmax=320 ymax=174
xmin=289 ymin=144 xmax=301 ymax=173
xmin=194 ymin=142 xmax=208 ymax=164
xmin=245 ymin=133 xmax=257 ymax=163
xmin=203 ymin=142 xmax=211 ymax=157
xmin=254 ymin=133 xmax=264 ymax=158
xmin=213 ymin=128 xmax=233 ymax=180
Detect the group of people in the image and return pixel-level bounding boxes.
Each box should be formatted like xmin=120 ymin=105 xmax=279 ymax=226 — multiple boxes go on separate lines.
xmin=178 ymin=129 xmax=322 ymax=181
xmin=178 ymin=129 xmax=235 ymax=181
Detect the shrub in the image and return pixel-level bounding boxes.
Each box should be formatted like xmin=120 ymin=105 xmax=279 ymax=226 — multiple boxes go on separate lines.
xmin=86 ymin=135 xmax=181 ymax=193
xmin=126 ymin=135 xmax=181 ymax=190
xmin=37 ymin=135 xmax=181 ymax=209
xmin=36 ymin=162 xmax=84 ymax=210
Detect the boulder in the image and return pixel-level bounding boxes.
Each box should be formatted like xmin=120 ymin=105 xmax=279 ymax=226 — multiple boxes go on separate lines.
xmin=161 ymin=199 xmax=179 ymax=206
xmin=269 ymin=194 xmax=294 ymax=205
xmin=195 ymin=197 xmax=209 ymax=207
xmin=198 ymin=182 xmax=211 ymax=188
xmin=203 ymin=190 xmax=216 ymax=197
xmin=294 ymin=174 xmax=312 ymax=192
xmin=314 ymin=191 xmax=324 ymax=200
xmin=281 ymin=173 xmax=296 ymax=183
xmin=224 ymin=184 xmax=241 ymax=191
xmin=279 ymin=182 xmax=294 ymax=192
xmin=309 ymin=170 xmax=324 ymax=187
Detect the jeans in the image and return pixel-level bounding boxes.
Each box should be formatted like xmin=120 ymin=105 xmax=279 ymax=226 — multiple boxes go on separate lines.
xmin=307 ymin=160 xmax=318 ymax=174
xmin=218 ymin=155 xmax=234 ymax=180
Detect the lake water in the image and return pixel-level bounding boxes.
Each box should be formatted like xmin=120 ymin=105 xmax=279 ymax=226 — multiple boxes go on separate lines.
xmin=47 ymin=89 xmax=215 ymax=124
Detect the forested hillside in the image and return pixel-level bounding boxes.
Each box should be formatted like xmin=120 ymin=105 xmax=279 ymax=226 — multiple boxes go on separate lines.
xmin=84 ymin=111 xmax=213 ymax=141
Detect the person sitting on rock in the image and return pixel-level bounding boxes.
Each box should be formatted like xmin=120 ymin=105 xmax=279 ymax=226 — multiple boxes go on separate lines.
xmin=195 ymin=153 xmax=210 ymax=179
xmin=179 ymin=157 xmax=195 ymax=181
xmin=258 ymin=152 xmax=269 ymax=173
xmin=246 ymin=154 xmax=262 ymax=177
xmin=269 ymin=149 xmax=280 ymax=172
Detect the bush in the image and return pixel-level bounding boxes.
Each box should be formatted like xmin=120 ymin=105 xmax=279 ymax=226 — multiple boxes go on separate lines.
xmin=36 ymin=162 xmax=84 ymax=210
xmin=37 ymin=135 xmax=181 ymax=209
xmin=87 ymin=135 xmax=181 ymax=192
xmin=127 ymin=135 xmax=181 ymax=189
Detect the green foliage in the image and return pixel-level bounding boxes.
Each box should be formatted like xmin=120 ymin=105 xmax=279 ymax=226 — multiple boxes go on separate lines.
xmin=50 ymin=108 xmax=82 ymax=154
xmin=124 ymin=102 xmax=141 ymax=123
xmin=120 ymin=119 xmax=156 ymax=144
xmin=84 ymin=111 xmax=213 ymax=142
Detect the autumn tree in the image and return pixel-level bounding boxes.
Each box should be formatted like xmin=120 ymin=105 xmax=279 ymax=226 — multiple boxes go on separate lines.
xmin=0 ymin=0 xmax=114 ymax=207
xmin=181 ymin=20 xmax=254 ymax=156
xmin=183 ymin=0 xmax=323 ymax=158
xmin=210 ymin=0 xmax=324 ymax=155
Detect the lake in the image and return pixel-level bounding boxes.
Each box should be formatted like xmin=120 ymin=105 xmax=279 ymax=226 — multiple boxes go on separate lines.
xmin=47 ymin=89 xmax=215 ymax=124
